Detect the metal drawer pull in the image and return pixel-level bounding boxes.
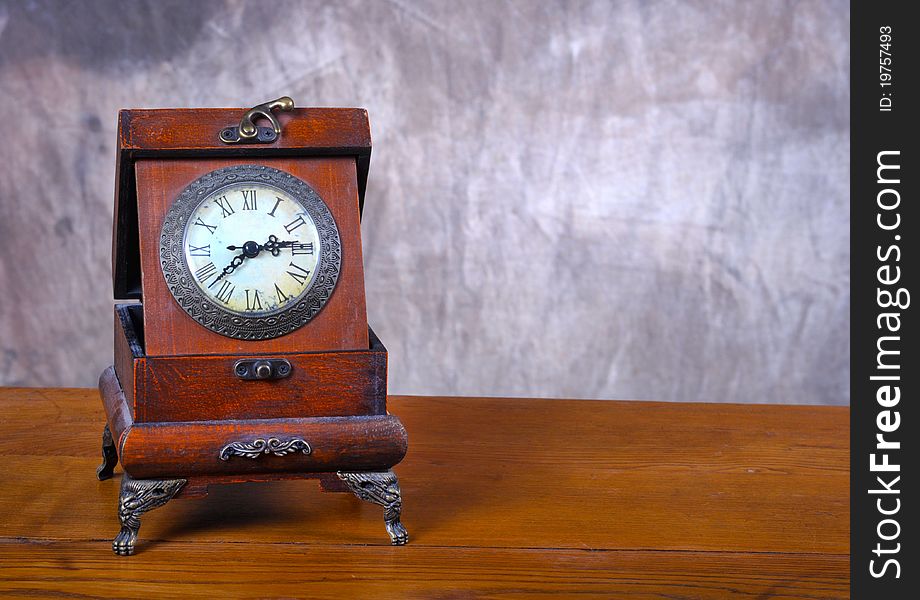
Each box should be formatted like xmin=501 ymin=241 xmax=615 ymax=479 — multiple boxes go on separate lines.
xmin=219 ymin=437 xmax=312 ymax=461
xmin=234 ymin=358 xmax=292 ymax=380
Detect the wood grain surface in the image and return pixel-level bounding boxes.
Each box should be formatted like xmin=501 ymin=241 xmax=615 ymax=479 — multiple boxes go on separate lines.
xmin=137 ymin=344 xmax=387 ymax=422
xmin=119 ymin=108 xmax=371 ymax=153
xmin=120 ymin=415 xmax=408 ymax=479
xmin=0 ymin=388 xmax=849 ymax=598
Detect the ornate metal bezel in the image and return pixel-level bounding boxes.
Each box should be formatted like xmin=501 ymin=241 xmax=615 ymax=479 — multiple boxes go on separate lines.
xmin=159 ymin=164 xmax=341 ymax=340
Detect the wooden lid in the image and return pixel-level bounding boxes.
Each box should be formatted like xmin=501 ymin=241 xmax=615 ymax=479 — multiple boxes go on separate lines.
xmin=112 ymin=107 xmax=372 ymax=299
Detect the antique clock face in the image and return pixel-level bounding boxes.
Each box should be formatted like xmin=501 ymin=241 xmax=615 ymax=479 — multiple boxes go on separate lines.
xmin=160 ymin=165 xmax=341 ymax=340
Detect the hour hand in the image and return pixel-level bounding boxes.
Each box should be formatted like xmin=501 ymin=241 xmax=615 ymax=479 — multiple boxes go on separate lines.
xmin=226 ymin=236 xmax=296 ymax=257
xmin=225 ymin=240 xmax=264 ymax=257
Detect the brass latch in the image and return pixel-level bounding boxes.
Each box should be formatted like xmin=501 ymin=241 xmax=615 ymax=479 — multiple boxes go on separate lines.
xmin=219 ymin=96 xmax=294 ymax=144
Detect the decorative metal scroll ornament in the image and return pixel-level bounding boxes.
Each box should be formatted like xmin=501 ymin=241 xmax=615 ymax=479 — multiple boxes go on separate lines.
xmin=159 ymin=164 xmax=342 ymax=340
xmin=219 ymin=437 xmax=312 ymax=461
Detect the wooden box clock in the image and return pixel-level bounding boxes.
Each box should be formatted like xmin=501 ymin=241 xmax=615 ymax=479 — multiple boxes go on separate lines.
xmin=96 ymin=98 xmax=408 ymax=555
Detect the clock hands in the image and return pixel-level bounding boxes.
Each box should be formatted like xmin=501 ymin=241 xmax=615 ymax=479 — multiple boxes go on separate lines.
xmin=226 ymin=235 xmax=297 ymax=257
xmin=214 ymin=235 xmax=297 ymax=283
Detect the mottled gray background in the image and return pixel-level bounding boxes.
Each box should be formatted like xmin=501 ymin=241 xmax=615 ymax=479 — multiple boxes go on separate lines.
xmin=0 ymin=0 xmax=849 ymax=404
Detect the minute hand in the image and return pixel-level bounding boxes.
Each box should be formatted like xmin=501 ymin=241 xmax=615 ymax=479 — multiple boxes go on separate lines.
xmin=216 ymin=236 xmax=297 ymax=283
xmin=225 ymin=235 xmax=297 ymax=257
xmin=262 ymin=235 xmax=297 ymax=256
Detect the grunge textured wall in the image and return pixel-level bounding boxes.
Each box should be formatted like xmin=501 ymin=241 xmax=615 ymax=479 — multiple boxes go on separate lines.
xmin=0 ymin=0 xmax=849 ymax=404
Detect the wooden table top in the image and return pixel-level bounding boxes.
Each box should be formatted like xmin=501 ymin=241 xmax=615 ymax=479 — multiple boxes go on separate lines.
xmin=0 ymin=387 xmax=848 ymax=598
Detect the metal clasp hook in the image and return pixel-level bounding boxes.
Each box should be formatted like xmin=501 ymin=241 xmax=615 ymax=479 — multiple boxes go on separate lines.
xmin=219 ymin=96 xmax=295 ymax=144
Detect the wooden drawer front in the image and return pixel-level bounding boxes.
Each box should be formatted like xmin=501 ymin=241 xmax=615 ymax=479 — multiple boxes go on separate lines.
xmin=137 ymin=349 xmax=386 ymax=422
xmin=120 ymin=415 xmax=407 ymax=479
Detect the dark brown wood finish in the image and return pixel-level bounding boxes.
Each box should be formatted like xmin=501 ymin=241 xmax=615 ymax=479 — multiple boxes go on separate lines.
xmin=120 ymin=416 xmax=408 ymax=479
xmin=113 ymin=108 xmax=372 ymax=299
xmin=120 ymin=108 xmax=371 ymax=154
xmin=112 ymin=305 xmax=142 ymax=410
xmin=138 ymin=344 xmax=387 ymax=422
xmin=101 ymin=104 xmax=405 ymax=556
xmin=100 ymin=365 xmax=406 ymax=483
xmin=177 ymin=472 xmax=349 ymax=499
xmin=98 ymin=367 xmax=134 ymax=449
xmin=0 ymin=388 xmax=848 ymax=598
xmin=135 ymin=156 xmax=368 ymax=356
xmin=113 ymin=304 xmax=387 ymax=423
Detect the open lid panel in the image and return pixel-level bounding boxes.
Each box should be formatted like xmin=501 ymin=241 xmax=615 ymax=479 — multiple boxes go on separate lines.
xmin=112 ymin=107 xmax=371 ymax=299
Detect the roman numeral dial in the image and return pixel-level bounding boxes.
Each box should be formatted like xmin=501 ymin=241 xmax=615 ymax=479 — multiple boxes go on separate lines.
xmin=161 ymin=165 xmax=341 ymax=340
xmin=245 ymin=289 xmax=263 ymax=311
xmin=284 ymin=216 xmax=306 ymax=234
xmin=291 ymin=242 xmax=313 ymax=255
xmin=214 ymin=280 xmax=235 ymax=303
xmin=286 ymin=262 xmax=311 ymax=286
xmin=181 ymin=180 xmax=323 ymax=318
xmin=214 ymin=195 xmax=235 ymax=218
xmin=188 ymin=243 xmax=210 ymax=257
xmin=193 ymin=217 xmax=217 ymax=234
xmin=194 ymin=261 xmax=218 ymax=284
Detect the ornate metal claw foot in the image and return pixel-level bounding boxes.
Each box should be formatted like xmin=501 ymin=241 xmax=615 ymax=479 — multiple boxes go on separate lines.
xmin=337 ymin=470 xmax=408 ymax=545
xmin=96 ymin=424 xmax=119 ymax=481
xmin=113 ymin=474 xmax=186 ymax=556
